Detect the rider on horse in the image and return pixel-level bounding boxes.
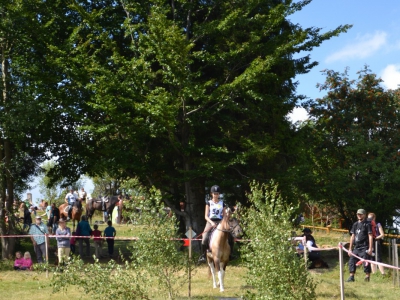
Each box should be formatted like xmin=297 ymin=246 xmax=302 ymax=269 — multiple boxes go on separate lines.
xmin=198 ymin=185 xmax=235 ymax=264
xmin=65 ymin=188 xmax=78 ymax=221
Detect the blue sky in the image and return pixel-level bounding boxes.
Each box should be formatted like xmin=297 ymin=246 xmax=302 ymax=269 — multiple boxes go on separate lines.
xmin=288 ymin=0 xmax=400 ymax=121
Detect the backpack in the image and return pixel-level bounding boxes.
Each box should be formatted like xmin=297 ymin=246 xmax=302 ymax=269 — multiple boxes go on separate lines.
xmin=367 ymin=218 xmax=377 ymax=239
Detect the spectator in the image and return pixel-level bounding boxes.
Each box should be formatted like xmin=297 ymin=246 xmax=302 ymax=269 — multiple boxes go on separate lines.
xmin=23 ymin=205 xmax=32 ymax=231
xmin=55 ymin=218 xmax=71 ymax=266
xmin=48 ymin=203 xmax=60 ymax=234
xmin=92 ymin=224 xmax=103 ymax=259
xmin=76 ymin=215 xmax=92 ymax=259
xmin=368 ymin=212 xmax=386 ymax=276
xmin=297 ymin=228 xmax=320 ymax=263
xmin=347 ymin=208 xmax=373 ymax=282
xmin=70 ymin=231 xmax=76 ymax=254
xmin=29 ymin=215 xmax=49 ymax=263
xmin=14 ymin=251 xmax=24 ymax=270
xmin=104 ymin=220 xmax=116 ymax=258
xmin=21 ymin=252 xmax=33 ymax=270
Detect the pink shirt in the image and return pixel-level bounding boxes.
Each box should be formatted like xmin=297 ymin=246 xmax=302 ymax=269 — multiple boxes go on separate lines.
xmin=21 ymin=258 xmax=33 ymax=269
xmin=14 ymin=257 xmax=24 ymax=267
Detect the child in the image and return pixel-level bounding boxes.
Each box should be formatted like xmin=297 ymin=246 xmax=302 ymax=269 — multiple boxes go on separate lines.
xmin=91 ymin=224 xmax=103 ymax=259
xmin=70 ymin=231 xmax=76 ymax=254
xmin=21 ymin=252 xmax=33 ymax=270
xmin=14 ymin=251 xmax=24 ymax=270
xmin=103 ymin=221 xmax=116 ymax=258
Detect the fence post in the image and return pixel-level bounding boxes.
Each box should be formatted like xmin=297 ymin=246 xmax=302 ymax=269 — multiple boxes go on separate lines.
xmin=392 ymin=239 xmax=396 ymax=286
xmin=45 ymin=234 xmax=49 ymax=278
xmin=188 ymin=227 xmax=192 ymax=299
xmin=339 ymin=242 xmax=345 ymax=300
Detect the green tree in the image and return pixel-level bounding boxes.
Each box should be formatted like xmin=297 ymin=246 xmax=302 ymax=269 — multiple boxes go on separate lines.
xmin=242 ymin=181 xmax=316 ymax=299
xmin=43 ymin=0 xmax=351 ymax=241
xmin=299 ymin=67 xmax=400 ymax=227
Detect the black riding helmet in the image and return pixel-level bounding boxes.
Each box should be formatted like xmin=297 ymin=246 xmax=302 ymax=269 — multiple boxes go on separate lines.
xmin=210 ymin=185 xmax=221 ymax=193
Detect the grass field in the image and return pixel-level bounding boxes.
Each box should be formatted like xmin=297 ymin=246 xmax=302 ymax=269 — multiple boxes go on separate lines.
xmin=1 ymin=224 xmax=399 ymax=299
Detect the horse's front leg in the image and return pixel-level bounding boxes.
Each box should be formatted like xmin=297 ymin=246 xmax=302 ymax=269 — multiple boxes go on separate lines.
xmin=218 ymin=263 xmax=226 ymax=292
xmin=208 ymin=260 xmax=218 ymax=289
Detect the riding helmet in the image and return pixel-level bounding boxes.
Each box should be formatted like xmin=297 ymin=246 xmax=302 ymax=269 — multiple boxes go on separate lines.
xmin=210 ymin=185 xmax=221 ymax=193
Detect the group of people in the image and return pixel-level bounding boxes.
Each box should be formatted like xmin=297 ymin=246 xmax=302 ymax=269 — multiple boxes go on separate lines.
xmin=15 ymin=213 xmax=117 ymax=270
xmin=297 ymin=207 xmax=386 ymax=281
xmin=347 ymin=208 xmax=385 ymax=282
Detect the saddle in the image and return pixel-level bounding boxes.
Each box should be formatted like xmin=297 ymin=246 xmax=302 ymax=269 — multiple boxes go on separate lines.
xmin=93 ymin=196 xmax=109 ymax=211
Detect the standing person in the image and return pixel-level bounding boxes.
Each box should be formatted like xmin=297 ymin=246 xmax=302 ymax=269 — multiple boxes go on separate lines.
xmin=92 ymin=224 xmax=103 ymax=259
xmin=55 ymin=218 xmax=71 ymax=266
xmin=347 ymin=208 xmax=373 ymax=282
xmin=104 ymin=220 xmax=116 ymax=258
xmin=23 ymin=204 xmax=32 ymax=231
xmin=198 ymin=185 xmax=235 ymax=263
xmin=65 ymin=188 xmax=77 ymax=221
xmin=368 ymin=212 xmax=386 ymax=275
xmin=28 ymin=215 xmax=49 ymax=263
xmin=77 ymin=215 xmax=92 ymax=259
xmin=48 ymin=203 xmax=60 ymax=234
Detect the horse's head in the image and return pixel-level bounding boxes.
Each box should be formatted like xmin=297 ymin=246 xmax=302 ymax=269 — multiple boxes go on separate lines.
xmin=229 ymin=217 xmax=243 ymax=239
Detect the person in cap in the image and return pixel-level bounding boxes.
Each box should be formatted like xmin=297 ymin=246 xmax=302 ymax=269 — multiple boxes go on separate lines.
xmin=198 ymin=185 xmax=235 ymax=264
xmin=347 ymin=208 xmax=373 ymax=282
xmin=28 ymin=215 xmax=49 ymax=263
xmin=65 ymin=187 xmax=78 ymax=221
xmin=55 ymin=218 xmax=71 ymax=266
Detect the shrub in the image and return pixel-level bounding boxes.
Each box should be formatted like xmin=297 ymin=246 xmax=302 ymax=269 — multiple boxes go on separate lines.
xmin=241 ymin=181 xmax=316 ymax=300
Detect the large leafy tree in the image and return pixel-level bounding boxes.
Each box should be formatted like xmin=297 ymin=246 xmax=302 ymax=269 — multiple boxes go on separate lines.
xmin=45 ymin=0 xmax=350 ymax=238
xmin=0 ymin=0 xmax=84 ymax=257
xmin=298 ymin=68 xmax=400 ymax=228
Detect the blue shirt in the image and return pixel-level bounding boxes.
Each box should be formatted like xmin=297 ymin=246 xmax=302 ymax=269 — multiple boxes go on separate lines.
xmin=29 ymin=222 xmax=49 ymax=244
xmin=104 ymin=226 xmax=116 ymax=237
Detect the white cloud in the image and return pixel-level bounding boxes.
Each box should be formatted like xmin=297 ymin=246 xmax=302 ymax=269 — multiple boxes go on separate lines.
xmin=381 ymin=64 xmax=400 ymax=90
xmin=287 ymin=107 xmax=308 ymax=123
xmin=326 ymin=31 xmax=387 ymax=63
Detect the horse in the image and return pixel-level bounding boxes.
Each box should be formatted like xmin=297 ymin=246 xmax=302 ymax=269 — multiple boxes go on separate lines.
xmin=85 ymin=195 xmax=121 ymax=225
xmin=59 ymin=200 xmax=83 ymax=230
xmin=206 ymin=207 xmax=242 ymax=292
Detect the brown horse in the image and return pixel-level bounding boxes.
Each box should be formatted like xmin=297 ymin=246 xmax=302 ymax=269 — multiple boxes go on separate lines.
xmin=59 ymin=200 xmax=83 ymax=230
xmin=85 ymin=195 xmax=121 ymax=225
xmin=206 ymin=207 xmax=236 ymax=292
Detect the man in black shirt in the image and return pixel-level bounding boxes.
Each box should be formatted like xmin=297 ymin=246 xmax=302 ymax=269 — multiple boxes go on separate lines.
xmin=347 ymin=208 xmax=373 ymax=282
xmin=48 ymin=203 xmax=60 ymax=234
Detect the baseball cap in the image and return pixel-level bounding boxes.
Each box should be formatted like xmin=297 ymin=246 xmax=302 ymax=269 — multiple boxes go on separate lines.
xmin=35 ymin=215 xmax=41 ymax=219
xmin=357 ymin=209 xmax=366 ymax=215
xmin=210 ymin=185 xmax=221 ymax=193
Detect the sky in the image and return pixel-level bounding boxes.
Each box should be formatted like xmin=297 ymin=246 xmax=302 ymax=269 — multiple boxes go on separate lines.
xmin=24 ymin=0 xmax=400 ymax=201
xmin=287 ymin=0 xmax=400 ymax=122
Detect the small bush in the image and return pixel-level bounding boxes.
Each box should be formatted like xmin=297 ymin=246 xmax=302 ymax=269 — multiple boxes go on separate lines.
xmin=241 ymin=181 xmax=316 ymax=300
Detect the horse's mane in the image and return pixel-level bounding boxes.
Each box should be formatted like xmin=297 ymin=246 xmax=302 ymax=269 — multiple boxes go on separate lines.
xmin=218 ymin=207 xmax=231 ymax=232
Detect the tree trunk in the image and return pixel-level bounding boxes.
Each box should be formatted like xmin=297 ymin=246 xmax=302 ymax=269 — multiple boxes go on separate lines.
xmin=0 ymin=38 xmax=16 ymax=259
xmin=183 ymin=175 xmax=205 ymax=252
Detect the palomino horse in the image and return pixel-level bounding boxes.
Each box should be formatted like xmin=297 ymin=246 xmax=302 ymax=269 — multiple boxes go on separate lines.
xmin=59 ymin=200 xmax=83 ymax=230
xmin=85 ymin=195 xmax=121 ymax=224
xmin=207 ymin=207 xmax=242 ymax=292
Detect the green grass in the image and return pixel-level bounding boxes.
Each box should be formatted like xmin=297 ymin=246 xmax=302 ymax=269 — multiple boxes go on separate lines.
xmin=1 ymin=226 xmax=399 ymax=299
